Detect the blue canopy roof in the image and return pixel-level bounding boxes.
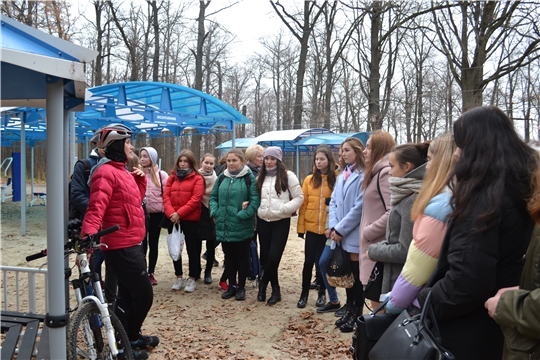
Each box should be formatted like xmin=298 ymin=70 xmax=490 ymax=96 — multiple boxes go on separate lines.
xmin=77 ymin=82 xmax=251 ymax=136
xmin=215 ymin=138 xmax=258 ymax=151
xmin=254 ymin=128 xmax=334 ymax=153
xmin=1 ymin=82 xmax=252 ymax=145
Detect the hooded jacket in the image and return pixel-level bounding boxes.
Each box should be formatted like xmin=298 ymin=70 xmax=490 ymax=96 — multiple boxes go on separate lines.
xmin=210 ymin=166 xmax=260 ymax=242
xmin=163 ymin=170 xmax=204 ymax=222
xmin=144 ymin=165 xmax=169 ymax=214
xmin=70 ymin=148 xmax=101 ymax=218
xmin=495 ymin=225 xmax=540 ymax=360
xmin=82 ymin=161 xmax=147 ymax=250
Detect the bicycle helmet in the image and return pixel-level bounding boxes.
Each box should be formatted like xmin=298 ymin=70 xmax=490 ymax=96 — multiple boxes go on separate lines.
xmin=91 ymin=123 xmax=133 ymax=148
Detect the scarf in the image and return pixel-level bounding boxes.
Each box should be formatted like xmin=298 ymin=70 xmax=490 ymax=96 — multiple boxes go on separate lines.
xmin=343 ymin=163 xmax=355 ymax=181
xmin=199 ymin=169 xmax=213 ymax=177
xmin=266 ymin=166 xmax=277 ymax=177
xmin=176 ymin=168 xmax=192 ymax=181
xmin=388 ymin=176 xmax=423 ymax=206
xmin=228 ymin=166 xmax=244 ymax=178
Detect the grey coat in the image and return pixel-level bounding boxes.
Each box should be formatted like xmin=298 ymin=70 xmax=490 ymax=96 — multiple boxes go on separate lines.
xmin=368 ymin=163 xmax=426 ymax=294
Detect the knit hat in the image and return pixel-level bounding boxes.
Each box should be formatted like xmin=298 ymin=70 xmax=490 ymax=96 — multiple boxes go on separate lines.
xmin=140 ymin=147 xmax=158 ymax=165
xmin=264 ymin=146 xmax=283 ymax=162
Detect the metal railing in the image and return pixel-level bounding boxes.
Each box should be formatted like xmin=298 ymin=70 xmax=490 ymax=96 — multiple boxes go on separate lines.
xmin=1 ymin=265 xmax=48 ymax=314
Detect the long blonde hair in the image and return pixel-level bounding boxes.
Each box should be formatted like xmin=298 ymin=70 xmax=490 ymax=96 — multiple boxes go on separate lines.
xmin=411 ymin=133 xmax=456 ymax=221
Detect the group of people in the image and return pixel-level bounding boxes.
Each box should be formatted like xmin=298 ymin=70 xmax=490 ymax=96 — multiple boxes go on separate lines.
xmin=74 ymin=104 xmax=540 ymax=359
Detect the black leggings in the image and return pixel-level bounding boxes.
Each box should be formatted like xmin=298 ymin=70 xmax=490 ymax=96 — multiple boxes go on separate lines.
xmin=103 ymin=245 xmax=153 ymax=341
xmin=170 ymin=220 xmax=201 ymax=279
xmin=301 ymin=232 xmax=327 ymax=292
xmin=346 ymin=259 xmax=364 ymax=309
xmin=257 ymin=217 xmax=290 ymax=288
xmin=222 ymin=239 xmax=250 ymax=289
xmin=142 ymin=212 xmax=163 ymax=274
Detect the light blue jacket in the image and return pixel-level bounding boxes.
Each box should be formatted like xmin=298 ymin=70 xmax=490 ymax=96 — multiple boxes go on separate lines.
xmin=328 ymin=169 xmax=364 ymax=254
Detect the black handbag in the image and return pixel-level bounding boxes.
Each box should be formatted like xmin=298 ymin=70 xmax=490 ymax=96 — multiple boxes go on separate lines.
xmin=159 ymin=214 xmax=172 ymax=229
xmin=369 ymin=291 xmax=455 ymax=360
xmin=350 ymin=299 xmax=397 ymax=360
xmin=364 ymin=261 xmax=384 ymax=302
xmin=325 ymin=242 xmax=354 ymax=288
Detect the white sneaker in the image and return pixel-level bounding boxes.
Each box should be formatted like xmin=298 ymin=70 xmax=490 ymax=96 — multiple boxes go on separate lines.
xmin=184 ymin=278 xmax=196 ymax=293
xmin=171 ymin=278 xmax=184 ymax=290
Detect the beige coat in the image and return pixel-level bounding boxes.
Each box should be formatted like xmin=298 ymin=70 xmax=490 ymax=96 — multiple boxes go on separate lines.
xmin=359 ymin=157 xmax=391 ymax=285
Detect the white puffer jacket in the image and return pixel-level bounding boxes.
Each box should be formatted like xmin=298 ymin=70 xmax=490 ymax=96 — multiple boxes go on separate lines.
xmin=257 ymin=170 xmax=304 ymax=222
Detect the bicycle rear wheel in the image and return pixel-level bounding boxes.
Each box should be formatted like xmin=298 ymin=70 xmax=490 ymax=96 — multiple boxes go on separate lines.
xmin=67 ymin=302 xmax=133 ymax=359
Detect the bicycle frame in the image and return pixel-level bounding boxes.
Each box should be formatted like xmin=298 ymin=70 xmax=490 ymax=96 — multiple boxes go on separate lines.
xmin=73 ymin=252 xmax=118 ymax=357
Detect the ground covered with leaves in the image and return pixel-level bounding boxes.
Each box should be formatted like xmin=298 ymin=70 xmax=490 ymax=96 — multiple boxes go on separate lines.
xmin=1 ymin=200 xmax=354 ymax=359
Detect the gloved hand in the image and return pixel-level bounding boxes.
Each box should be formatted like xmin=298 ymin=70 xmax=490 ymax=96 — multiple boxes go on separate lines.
xmin=298 ymin=233 xmax=305 ymax=239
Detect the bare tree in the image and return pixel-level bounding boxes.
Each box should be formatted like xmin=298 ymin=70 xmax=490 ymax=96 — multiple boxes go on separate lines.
xmin=432 ymin=1 xmax=540 ymax=111
xmin=271 ymin=1 xmax=328 ymax=129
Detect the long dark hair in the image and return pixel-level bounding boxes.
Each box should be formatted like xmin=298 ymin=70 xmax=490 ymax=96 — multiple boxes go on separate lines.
xmin=257 ymin=160 xmax=289 ymax=195
xmin=449 ymin=106 xmax=539 ymax=231
xmin=311 ymin=145 xmax=336 ymax=190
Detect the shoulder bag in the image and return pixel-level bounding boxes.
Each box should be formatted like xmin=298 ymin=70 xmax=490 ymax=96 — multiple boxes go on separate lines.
xmin=350 ymin=299 xmax=397 ymax=360
xmin=369 ymin=290 xmax=455 ymax=360
xmin=325 ymin=242 xmax=354 ymax=288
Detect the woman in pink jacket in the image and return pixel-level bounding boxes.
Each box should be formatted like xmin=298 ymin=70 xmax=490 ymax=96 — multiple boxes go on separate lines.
xmin=140 ymin=147 xmax=169 ymax=286
xmin=359 ymin=130 xmax=395 ymax=308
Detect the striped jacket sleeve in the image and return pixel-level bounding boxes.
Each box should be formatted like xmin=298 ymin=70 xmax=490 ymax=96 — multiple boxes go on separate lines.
xmin=387 ymin=192 xmax=452 ymax=314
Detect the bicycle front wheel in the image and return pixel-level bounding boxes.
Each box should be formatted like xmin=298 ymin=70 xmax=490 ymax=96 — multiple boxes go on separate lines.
xmin=66 ymin=302 xmax=133 ymax=360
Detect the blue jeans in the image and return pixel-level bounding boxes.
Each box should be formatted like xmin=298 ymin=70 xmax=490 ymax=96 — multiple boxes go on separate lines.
xmin=319 ymin=244 xmax=339 ymax=303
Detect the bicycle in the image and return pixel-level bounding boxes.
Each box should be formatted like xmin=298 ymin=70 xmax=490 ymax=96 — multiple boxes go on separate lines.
xmin=26 ymin=219 xmax=133 ymax=360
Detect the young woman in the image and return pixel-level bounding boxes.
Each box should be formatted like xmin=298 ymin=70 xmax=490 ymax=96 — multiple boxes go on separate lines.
xmin=359 ymin=131 xmax=395 ymax=308
xmin=82 ymin=124 xmax=159 ymax=357
xmin=163 ymin=150 xmax=205 ymax=293
xmin=297 ymin=145 xmax=336 ymax=309
xmin=257 ymin=146 xmax=304 ymax=305
xmin=367 ymin=142 xmax=429 ymax=300
xmin=198 ymin=153 xmax=217 ymax=285
xmin=328 ymin=137 xmax=366 ymax=332
xmin=210 ymin=149 xmax=260 ymax=301
xmin=417 ymin=106 xmax=538 ymax=359
xmin=140 ymin=147 xmax=169 ymax=286
xmin=382 ymin=134 xmax=456 ymax=315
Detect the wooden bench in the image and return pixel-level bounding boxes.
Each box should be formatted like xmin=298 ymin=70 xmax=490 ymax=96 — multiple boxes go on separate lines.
xmin=1 ymin=312 xmax=46 ymax=360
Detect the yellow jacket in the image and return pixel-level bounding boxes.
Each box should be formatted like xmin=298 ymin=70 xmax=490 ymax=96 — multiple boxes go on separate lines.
xmin=297 ymin=173 xmax=334 ymax=235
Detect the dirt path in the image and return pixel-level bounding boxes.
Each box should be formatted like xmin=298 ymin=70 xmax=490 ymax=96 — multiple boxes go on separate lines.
xmin=1 ymin=200 xmax=354 ymax=359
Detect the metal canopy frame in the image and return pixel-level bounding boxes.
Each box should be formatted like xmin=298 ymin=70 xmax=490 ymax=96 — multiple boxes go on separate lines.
xmin=1 ymin=14 xmax=98 ymax=358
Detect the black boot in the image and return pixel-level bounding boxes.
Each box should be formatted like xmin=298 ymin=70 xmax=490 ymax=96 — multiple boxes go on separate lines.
xmin=335 ymin=303 xmax=352 ymax=327
xmin=267 ymin=286 xmax=281 ymax=306
xmin=297 ymin=290 xmax=308 ymax=308
xmin=340 ymin=307 xmax=359 ymax=333
xmin=316 ymin=290 xmax=326 ymax=307
xmin=257 ymin=281 xmax=267 ymax=302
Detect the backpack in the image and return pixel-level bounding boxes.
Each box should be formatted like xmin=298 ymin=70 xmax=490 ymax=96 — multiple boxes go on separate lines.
xmin=247 ymin=238 xmax=262 ymax=283
xmin=68 ymin=159 xmax=92 ymax=220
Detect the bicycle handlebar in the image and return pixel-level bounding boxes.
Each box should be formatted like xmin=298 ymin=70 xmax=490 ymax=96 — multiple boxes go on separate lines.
xmin=26 ymin=225 xmax=121 ymax=262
